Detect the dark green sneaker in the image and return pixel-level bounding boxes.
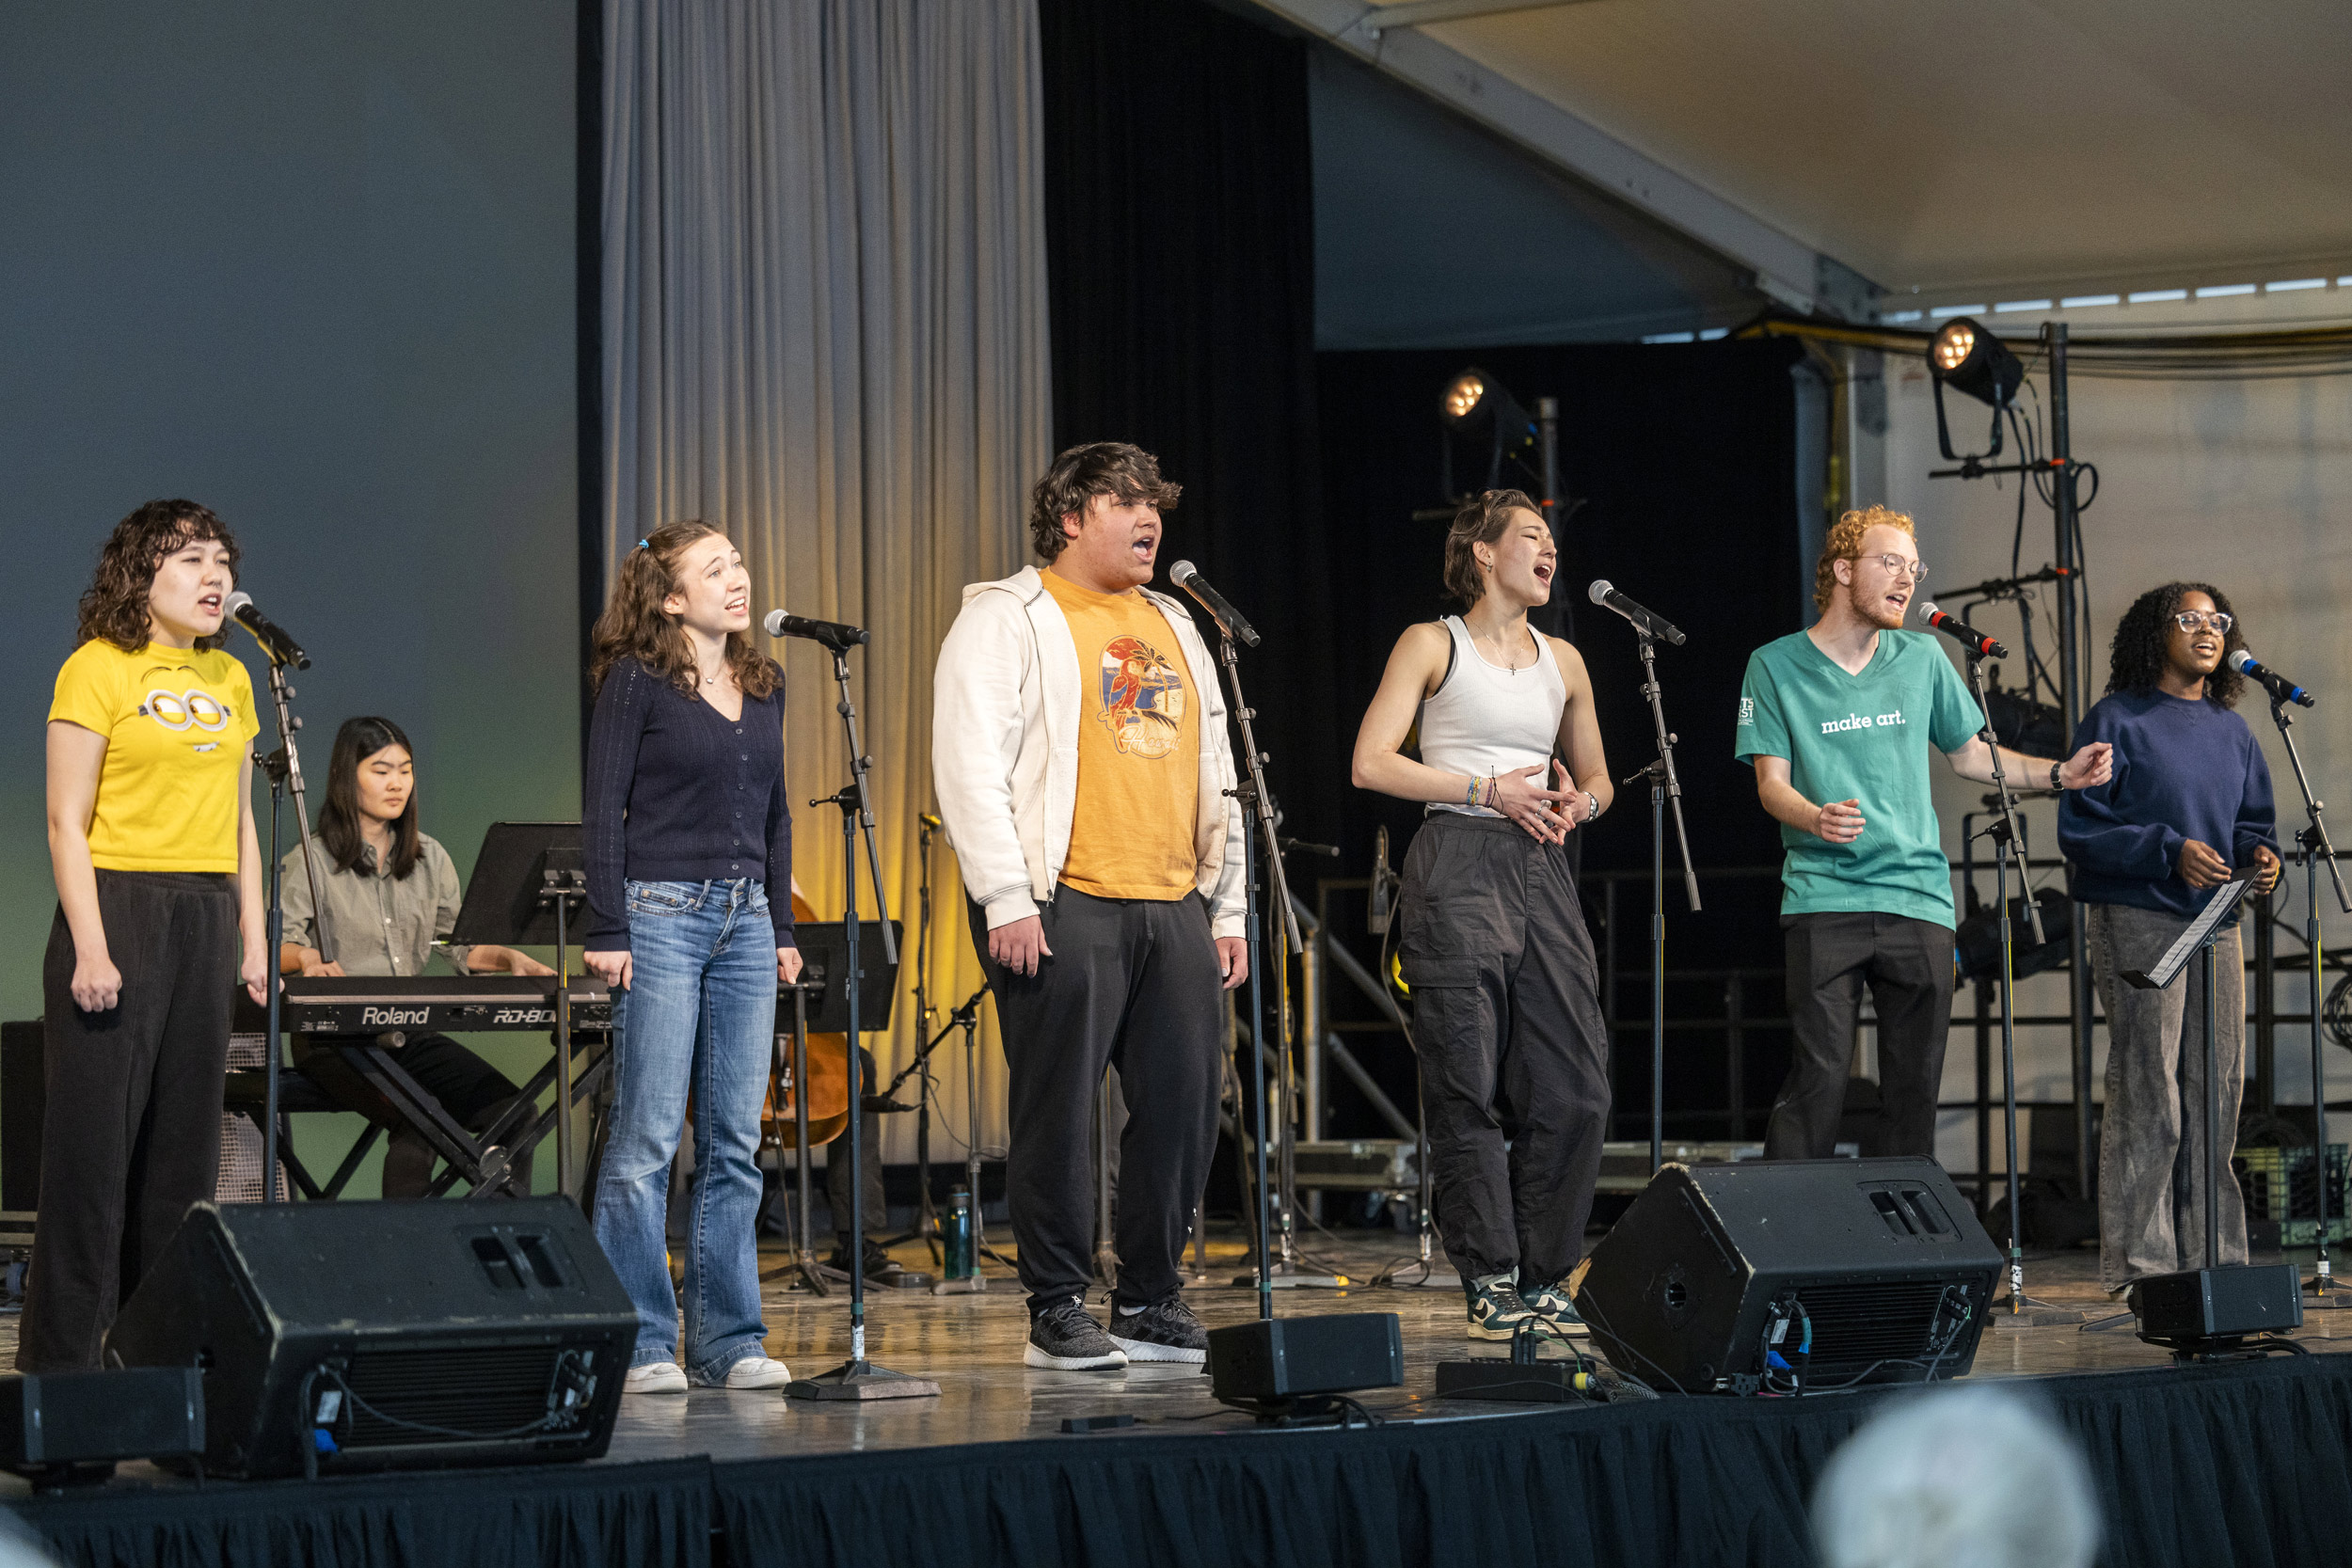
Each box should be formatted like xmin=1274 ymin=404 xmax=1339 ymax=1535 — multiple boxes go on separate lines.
xmin=1522 ymin=1279 xmax=1592 ymax=1336
xmin=1465 ymin=1273 xmax=1548 ymax=1340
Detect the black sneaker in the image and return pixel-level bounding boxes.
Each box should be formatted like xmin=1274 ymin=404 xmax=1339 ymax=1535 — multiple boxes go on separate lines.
xmin=1108 ymin=1293 xmax=1209 ymax=1364
xmin=830 ymin=1238 xmax=933 ymax=1290
xmin=1521 ymin=1279 xmax=1591 ymax=1336
xmin=1465 ymin=1273 xmax=1549 ymax=1341
xmin=1025 ymin=1296 xmax=1129 ymax=1370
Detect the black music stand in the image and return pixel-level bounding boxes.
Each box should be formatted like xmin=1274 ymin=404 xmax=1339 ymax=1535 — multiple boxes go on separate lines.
xmin=451 ymin=822 xmax=598 ymax=1200
xmin=761 ymin=919 xmax=900 ymax=1297
xmin=2120 ymin=872 xmax=2306 ymax=1353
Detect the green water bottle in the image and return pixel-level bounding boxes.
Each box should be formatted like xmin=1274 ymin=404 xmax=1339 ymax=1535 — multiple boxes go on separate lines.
xmin=943 ymin=1184 xmax=977 ymax=1280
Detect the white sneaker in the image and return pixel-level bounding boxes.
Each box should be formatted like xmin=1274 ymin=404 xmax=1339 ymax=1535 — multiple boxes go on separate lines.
xmin=719 ymin=1355 xmax=792 ymax=1390
xmin=624 ymin=1360 xmax=689 ymax=1395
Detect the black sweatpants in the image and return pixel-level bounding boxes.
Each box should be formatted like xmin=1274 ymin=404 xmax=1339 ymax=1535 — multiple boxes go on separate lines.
xmin=1396 ymin=813 xmax=1610 ymax=1289
xmin=968 ymin=887 xmax=1223 ymax=1315
xmin=1766 ymin=911 xmax=1954 ymax=1161
xmin=24 ymin=871 xmax=238 ymax=1371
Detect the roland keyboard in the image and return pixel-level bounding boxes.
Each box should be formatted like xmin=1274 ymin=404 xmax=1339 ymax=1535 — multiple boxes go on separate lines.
xmin=275 ymin=975 xmax=613 ymax=1036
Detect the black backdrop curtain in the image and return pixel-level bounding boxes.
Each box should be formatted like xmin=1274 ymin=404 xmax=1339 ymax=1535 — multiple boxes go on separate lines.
xmin=1038 ymin=0 xmax=1818 ymax=1150
xmin=1037 ymin=0 xmax=1340 ymax=856
xmin=1317 ymin=341 xmax=1809 ymax=1145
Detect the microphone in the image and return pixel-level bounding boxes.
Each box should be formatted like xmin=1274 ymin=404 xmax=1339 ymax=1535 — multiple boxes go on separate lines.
xmin=1917 ymin=601 xmax=2008 ymax=660
xmin=919 ymin=812 xmax=944 ymax=831
xmin=223 ymin=591 xmax=310 ymax=669
xmin=2232 ymin=648 xmax=2314 ymax=708
xmin=1168 ymin=561 xmax=1260 ymax=648
xmin=761 ymin=610 xmax=869 ymax=651
xmin=1586 ymin=580 xmax=1686 ymax=645
xmin=1368 ymin=825 xmax=1395 ymax=935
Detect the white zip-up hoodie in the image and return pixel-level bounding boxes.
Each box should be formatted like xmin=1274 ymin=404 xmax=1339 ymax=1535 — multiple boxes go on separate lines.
xmin=932 ymin=565 xmax=1247 ymax=940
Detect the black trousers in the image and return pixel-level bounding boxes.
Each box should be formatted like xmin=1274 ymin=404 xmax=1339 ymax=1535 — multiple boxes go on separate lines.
xmin=1396 ymin=813 xmax=1610 ymax=1289
xmin=968 ymin=887 xmax=1223 ymax=1315
xmin=1766 ymin=911 xmax=1954 ymax=1161
xmin=292 ymin=1033 xmax=521 ymax=1199
xmin=24 ymin=872 xmax=238 ymax=1371
xmin=826 ymin=1046 xmax=888 ymax=1248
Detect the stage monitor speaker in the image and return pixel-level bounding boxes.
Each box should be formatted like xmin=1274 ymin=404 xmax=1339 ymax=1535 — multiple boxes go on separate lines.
xmin=1207 ymin=1313 xmax=1403 ymax=1416
xmin=105 ymin=1197 xmax=636 ymax=1479
xmin=2131 ymin=1263 xmax=2303 ymax=1351
xmin=0 ymin=1368 xmax=203 ymax=1481
xmin=1573 ymin=1157 xmax=1999 ymax=1395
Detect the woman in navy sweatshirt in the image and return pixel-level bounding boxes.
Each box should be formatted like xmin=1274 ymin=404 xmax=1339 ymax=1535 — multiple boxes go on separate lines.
xmin=2059 ymin=582 xmax=2279 ymax=1294
xmin=581 ymin=521 xmax=800 ymax=1394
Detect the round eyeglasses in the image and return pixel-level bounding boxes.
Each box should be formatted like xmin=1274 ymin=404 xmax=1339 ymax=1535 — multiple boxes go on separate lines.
xmin=1859 ymin=553 xmax=1929 ymax=582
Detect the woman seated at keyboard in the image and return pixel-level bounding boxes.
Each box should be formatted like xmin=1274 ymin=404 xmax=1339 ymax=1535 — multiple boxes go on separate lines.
xmin=278 ymin=716 xmax=552 ymax=1198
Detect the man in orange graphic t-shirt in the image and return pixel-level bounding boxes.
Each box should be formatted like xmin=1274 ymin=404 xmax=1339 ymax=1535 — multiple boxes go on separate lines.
xmin=933 ymin=442 xmax=1246 ymax=1372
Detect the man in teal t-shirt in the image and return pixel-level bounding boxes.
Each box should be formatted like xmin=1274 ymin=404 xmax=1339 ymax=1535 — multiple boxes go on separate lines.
xmin=1735 ymin=506 xmax=2112 ymax=1161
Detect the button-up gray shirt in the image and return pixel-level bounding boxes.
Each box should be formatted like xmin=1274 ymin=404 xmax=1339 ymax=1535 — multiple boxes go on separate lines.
xmin=279 ymin=832 xmax=471 ymax=978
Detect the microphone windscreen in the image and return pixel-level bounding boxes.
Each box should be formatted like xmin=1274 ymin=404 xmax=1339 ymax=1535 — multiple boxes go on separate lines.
xmin=225 ymin=590 xmax=255 ymax=616
xmin=1169 ymin=560 xmax=1199 ymax=587
xmin=761 ymin=610 xmax=788 ymax=638
xmin=1917 ymin=601 xmax=1941 ymax=623
xmin=1586 ymin=579 xmax=1613 ymax=605
xmin=2228 ymin=648 xmax=2257 ymax=673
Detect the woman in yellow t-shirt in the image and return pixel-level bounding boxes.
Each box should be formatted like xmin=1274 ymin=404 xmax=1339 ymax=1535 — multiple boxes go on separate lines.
xmin=24 ymin=499 xmax=271 ymax=1373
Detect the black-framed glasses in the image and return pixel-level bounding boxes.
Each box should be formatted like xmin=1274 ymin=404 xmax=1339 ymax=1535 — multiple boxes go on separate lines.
xmin=2173 ymin=610 xmax=2233 ymax=634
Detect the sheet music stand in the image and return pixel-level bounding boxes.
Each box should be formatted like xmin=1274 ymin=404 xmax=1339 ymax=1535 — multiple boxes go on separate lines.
xmin=764 ymin=922 xmax=899 ymax=1297
xmin=451 ymin=822 xmax=596 ymax=1199
xmin=2121 ymin=872 xmax=2304 ymax=1353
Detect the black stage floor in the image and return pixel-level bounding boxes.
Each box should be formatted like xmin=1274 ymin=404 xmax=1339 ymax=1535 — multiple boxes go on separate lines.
xmin=11 ymin=1227 xmax=2352 ymax=1567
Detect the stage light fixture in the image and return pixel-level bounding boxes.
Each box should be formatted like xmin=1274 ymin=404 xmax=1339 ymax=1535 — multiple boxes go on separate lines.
xmin=1439 ymin=367 xmax=1534 ymax=447
xmin=1925 ymin=317 xmax=2023 ymax=464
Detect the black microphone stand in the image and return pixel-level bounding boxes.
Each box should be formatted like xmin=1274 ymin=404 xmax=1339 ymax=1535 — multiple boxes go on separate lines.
xmin=788 ymin=643 xmax=936 ymax=1401
xmin=1212 ymin=626 xmax=1302 ymax=1321
xmin=242 ymin=633 xmax=332 ymax=1206
xmin=2263 ymin=691 xmax=2352 ymax=1305
xmin=1960 ymin=650 xmax=2074 ymax=1321
xmin=1618 ymin=628 xmax=1699 ymax=1174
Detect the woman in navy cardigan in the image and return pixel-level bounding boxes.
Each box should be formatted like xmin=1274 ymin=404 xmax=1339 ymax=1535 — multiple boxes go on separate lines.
xmin=581 ymin=520 xmax=800 ymax=1394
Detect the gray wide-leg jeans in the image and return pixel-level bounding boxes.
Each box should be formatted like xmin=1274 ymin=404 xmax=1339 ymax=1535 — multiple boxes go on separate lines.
xmin=2089 ymin=901 xmax=2249 ymax=1292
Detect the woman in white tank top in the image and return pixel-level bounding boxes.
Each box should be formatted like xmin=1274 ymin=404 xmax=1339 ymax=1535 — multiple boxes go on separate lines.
xmin=1350 ymin=489 xmax=1616 ymax=1343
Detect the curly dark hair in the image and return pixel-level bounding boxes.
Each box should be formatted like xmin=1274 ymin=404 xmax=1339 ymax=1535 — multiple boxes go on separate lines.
xmin=589 ymin=520 xmax=782 ymax=700
xmin=1026 ymin=442 xmax=1181 ymax=562
xmin=1440 ymin=489 xmax=1542 ymax=609
xmin=318 ymin=716 xmax=423 ymax=880
xmin=76 ymin=499 xmax=242 ymax=653
xmin=2106 ymin=580 xmax=2246 ymax=707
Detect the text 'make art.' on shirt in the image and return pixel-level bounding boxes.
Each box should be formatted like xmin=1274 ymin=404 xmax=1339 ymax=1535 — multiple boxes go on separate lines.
xmin=1041 ymin=572 xmax=1200 ymax=901
xmin=1733 ymin=628 xmax=1982 ymax=929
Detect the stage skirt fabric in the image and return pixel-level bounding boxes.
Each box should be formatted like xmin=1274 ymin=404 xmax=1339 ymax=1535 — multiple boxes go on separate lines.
xmin=14 ymin=1354 xmax=2352 ymax=1567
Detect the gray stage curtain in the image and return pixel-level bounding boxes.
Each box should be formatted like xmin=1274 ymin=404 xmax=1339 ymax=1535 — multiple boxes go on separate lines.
xmin=602 ymin=0 xmax=1050 ymax=1160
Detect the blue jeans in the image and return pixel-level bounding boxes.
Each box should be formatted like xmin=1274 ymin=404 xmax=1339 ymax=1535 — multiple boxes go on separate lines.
xmin=592 ymin=878 xmax=777 ymax=1381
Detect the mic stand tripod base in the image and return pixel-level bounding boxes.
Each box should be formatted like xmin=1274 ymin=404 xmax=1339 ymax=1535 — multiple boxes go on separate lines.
xmin=786 ymin=1360 xmax=942 ymax=1402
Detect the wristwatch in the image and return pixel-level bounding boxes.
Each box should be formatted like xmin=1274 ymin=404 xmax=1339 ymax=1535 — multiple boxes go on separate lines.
xmin=2049 ymin=762 xmax=2063 ymax=792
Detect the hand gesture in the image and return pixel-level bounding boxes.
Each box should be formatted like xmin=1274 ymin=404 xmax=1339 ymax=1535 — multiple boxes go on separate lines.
xmin=2252 ymin=844 xmax=2282 ymax=895
xmin=1814 ymin=799 xmax=1866 ymax=845
xmin=1494 ymin=763 xmax=1569 ymax=844
xmin=2176 ymin=838 xmax=2233 ymax=890
xmin=71 ymin=953 xmax=122 ymax=1013
xmin=2058 ymin=741 xmax=2114 ymax=790
xmin=583 ymin=949 xmax=633 ymax=991
xmin=989 ymin=914 xmax=1052 ymax=977
xmin=778 ymin=947 xmax=803 ymax=985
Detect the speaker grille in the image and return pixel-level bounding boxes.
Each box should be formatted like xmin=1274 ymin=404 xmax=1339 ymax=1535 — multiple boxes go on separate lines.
xmin=342 ymin=1344 xmax=580 ymax=1450
xmin=1796 ymin=1278 xmax=1962 ymax=1370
